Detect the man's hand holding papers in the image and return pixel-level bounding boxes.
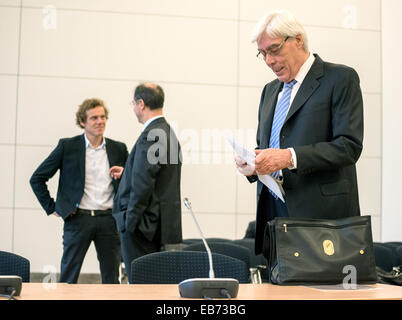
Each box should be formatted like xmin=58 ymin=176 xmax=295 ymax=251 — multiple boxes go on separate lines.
xmin=226 ymin=136 xmax=285 ymax=202
xmin=234 ymin=154 xmax=256 ymax=176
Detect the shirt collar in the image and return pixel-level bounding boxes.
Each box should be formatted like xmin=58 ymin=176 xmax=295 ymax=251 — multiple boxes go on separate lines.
xmin=84 ymin=133 xmax=106 ymax=150
xmin=294 ymin=52 xmax=315 ymax=85
xmin=142 ymin=115 xmax=164 ymax=132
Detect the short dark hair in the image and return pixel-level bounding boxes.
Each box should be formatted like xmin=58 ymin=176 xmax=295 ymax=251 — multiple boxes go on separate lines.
xmin=75 ymin=98 xmax=108 ymax=128
xmin=134 ymin=83 xmax=164 ymax=110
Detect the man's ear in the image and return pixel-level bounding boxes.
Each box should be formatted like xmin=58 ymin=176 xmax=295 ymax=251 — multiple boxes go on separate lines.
xmin=138 ymin=99 xmax=146 ymax=111
xmin=295 ymin=34 xmax=304 ymax=49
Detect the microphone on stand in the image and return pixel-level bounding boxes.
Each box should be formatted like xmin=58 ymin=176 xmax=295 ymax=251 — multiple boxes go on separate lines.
xmin=178 ymin=197 xmax=239 ymax=299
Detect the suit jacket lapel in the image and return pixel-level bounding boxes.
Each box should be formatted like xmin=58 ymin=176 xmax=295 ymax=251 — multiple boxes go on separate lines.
xmin=78 ymin=134 xmax=86 ymax=183
xmin=285 ymin=54 xmax=324 ymax=122
xmin=105 ymin=138 xmax=116 ymax=167
xmin=260 ymin=81 xmax=282 ymax=149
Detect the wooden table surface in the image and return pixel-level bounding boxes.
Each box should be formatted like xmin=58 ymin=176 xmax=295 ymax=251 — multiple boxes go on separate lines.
xmin=9 ymin=282 xmax=402 ymax=300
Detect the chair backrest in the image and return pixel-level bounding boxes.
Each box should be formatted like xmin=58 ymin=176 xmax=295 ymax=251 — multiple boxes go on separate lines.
xmin=0 ymin=251 xmax=30 ymax=282
xmin=244 ymin=220 xmax=256 ymax=239
xmin=181 ymin=238 xmax=231 ymax=246
xmin=382 ymin=242 xmax=402 ymax=265
xmin=397 ymin=246 xmax=402 ymax=265
xmin=183 ymin=242 xmax=251 ymax=269
xmin=205 ymin=238 xmax=232 ymax=243
xmin=232 ymin=239 xmax=259 ymax=265
xmin=373 ymin=242 xmax=400 ymax=272
xmin=130 ymin=251 xmax=249 ymax=284
xmin=232 ymin=238 xmax=269 ymax=282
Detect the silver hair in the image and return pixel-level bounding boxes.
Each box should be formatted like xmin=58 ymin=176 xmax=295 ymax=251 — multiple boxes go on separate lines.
xmin=251 ymin=10 xmax=309 ymax=51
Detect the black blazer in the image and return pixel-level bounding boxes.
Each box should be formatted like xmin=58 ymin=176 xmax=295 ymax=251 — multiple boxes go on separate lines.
xmin=113 ymin=117 xmax=182 ymax=244
xmin=30 ymin=134 xmax=128 ymax=220
xmin=252 ymin=54 xmax=364 ymax=254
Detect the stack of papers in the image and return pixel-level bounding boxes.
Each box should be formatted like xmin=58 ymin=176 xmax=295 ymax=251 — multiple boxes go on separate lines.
xmin=226 ymin=136 xmax=285 ymax=202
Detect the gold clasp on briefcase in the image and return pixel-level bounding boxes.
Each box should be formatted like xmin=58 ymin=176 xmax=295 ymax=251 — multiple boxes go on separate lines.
xmin=323 ymin=240 xmax=335 ymax=256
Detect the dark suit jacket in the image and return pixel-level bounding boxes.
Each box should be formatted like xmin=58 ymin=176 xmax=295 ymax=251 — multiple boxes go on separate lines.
xmin=30 ymin=134 xmax=128 ymax=220
xmin=112 ymin=117 xmax=182 ymax=244
xmin=252 ymin=54 xmax=364 ymax=254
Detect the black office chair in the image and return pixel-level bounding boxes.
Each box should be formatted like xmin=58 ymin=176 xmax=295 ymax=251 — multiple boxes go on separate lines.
xmin=243 ymin=220 xmax=256 ymax=239
xmin=0 ymin=251 xmax=30 ymax=282
xmin=232 ymin=238 xmax=269 ymax=282
xmin=373 ymin=242 xmax=401 ymax=272
xmin=130 ymin=250 xmax=249 ymax=284
xmin=181 ymin=238 xmax=231 ymax=246
xmin=205 ymin=238 xmax=232 ymax=242
xmin=397 ymin=246 xmax=402 ymax=270
xmin=182 ymin=241 xmax=251 ymax=270
xmin=382 ymin=242 xmax=402 ymax=263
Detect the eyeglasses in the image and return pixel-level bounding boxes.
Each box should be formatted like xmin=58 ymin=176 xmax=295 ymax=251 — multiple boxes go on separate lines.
xmin=256 ymin=36 xmax=289 ymax=60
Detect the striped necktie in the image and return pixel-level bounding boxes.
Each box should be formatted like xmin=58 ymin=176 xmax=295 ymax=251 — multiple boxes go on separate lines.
xmin=269 ymin=79 xmax=297 ymax=180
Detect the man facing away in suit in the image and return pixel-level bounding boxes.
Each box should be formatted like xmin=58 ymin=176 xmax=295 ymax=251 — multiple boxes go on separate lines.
xmin=235 ymin=10 xmax=364 ymax=255
xmin=113 ymin=83 xmax=182 ymax=280
xmin=30 ymin=98 xmax=128 ymax=283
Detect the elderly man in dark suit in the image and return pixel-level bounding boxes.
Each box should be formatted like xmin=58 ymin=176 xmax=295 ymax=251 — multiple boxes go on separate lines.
xmin=235 ymin=10 xmax=364 ymax=254
xmin=113 ymin=83 xmax=182 ymax=280
xmin=30 ymin=98 xmax=128 ymax=283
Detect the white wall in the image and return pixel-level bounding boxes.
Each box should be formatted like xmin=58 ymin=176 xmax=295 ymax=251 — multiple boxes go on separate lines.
xmin=382 ymin=0 xmax=402 ymax=241
xmin=0 ymin=0 xmax=384 ymax=273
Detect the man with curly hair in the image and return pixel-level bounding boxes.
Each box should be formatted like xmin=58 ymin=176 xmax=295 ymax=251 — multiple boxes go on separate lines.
xmin=30 ymin=98 xmax=128 ymax=283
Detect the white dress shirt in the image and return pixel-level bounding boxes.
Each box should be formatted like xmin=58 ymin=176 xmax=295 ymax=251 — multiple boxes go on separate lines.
xmin=79 ymin=134 xmax=114 ymax=210
xmin=142 ymin=115 xmax=164 ymax=132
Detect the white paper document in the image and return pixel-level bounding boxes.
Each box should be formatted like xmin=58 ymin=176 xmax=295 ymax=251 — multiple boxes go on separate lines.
xmin=226 ymin=136 xmax=285 ymax=202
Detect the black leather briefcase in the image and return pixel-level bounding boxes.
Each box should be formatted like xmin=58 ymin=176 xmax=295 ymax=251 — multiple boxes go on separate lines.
xmin=263 ymin=215 xmax=378 ymax=285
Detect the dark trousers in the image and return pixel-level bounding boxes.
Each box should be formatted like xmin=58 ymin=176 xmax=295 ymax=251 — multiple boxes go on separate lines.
xmin=270 ymin=191 xmax=289 ymax=218
xmin=60 ymin=213 xmax=121 ymax=284
xmin=120 ymin=229 xmax=160 ymax=283
xmin=255 ymin=186 xmax=289 ymax=256
xmin=263 ymin=185 xmax=289 ymax=221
